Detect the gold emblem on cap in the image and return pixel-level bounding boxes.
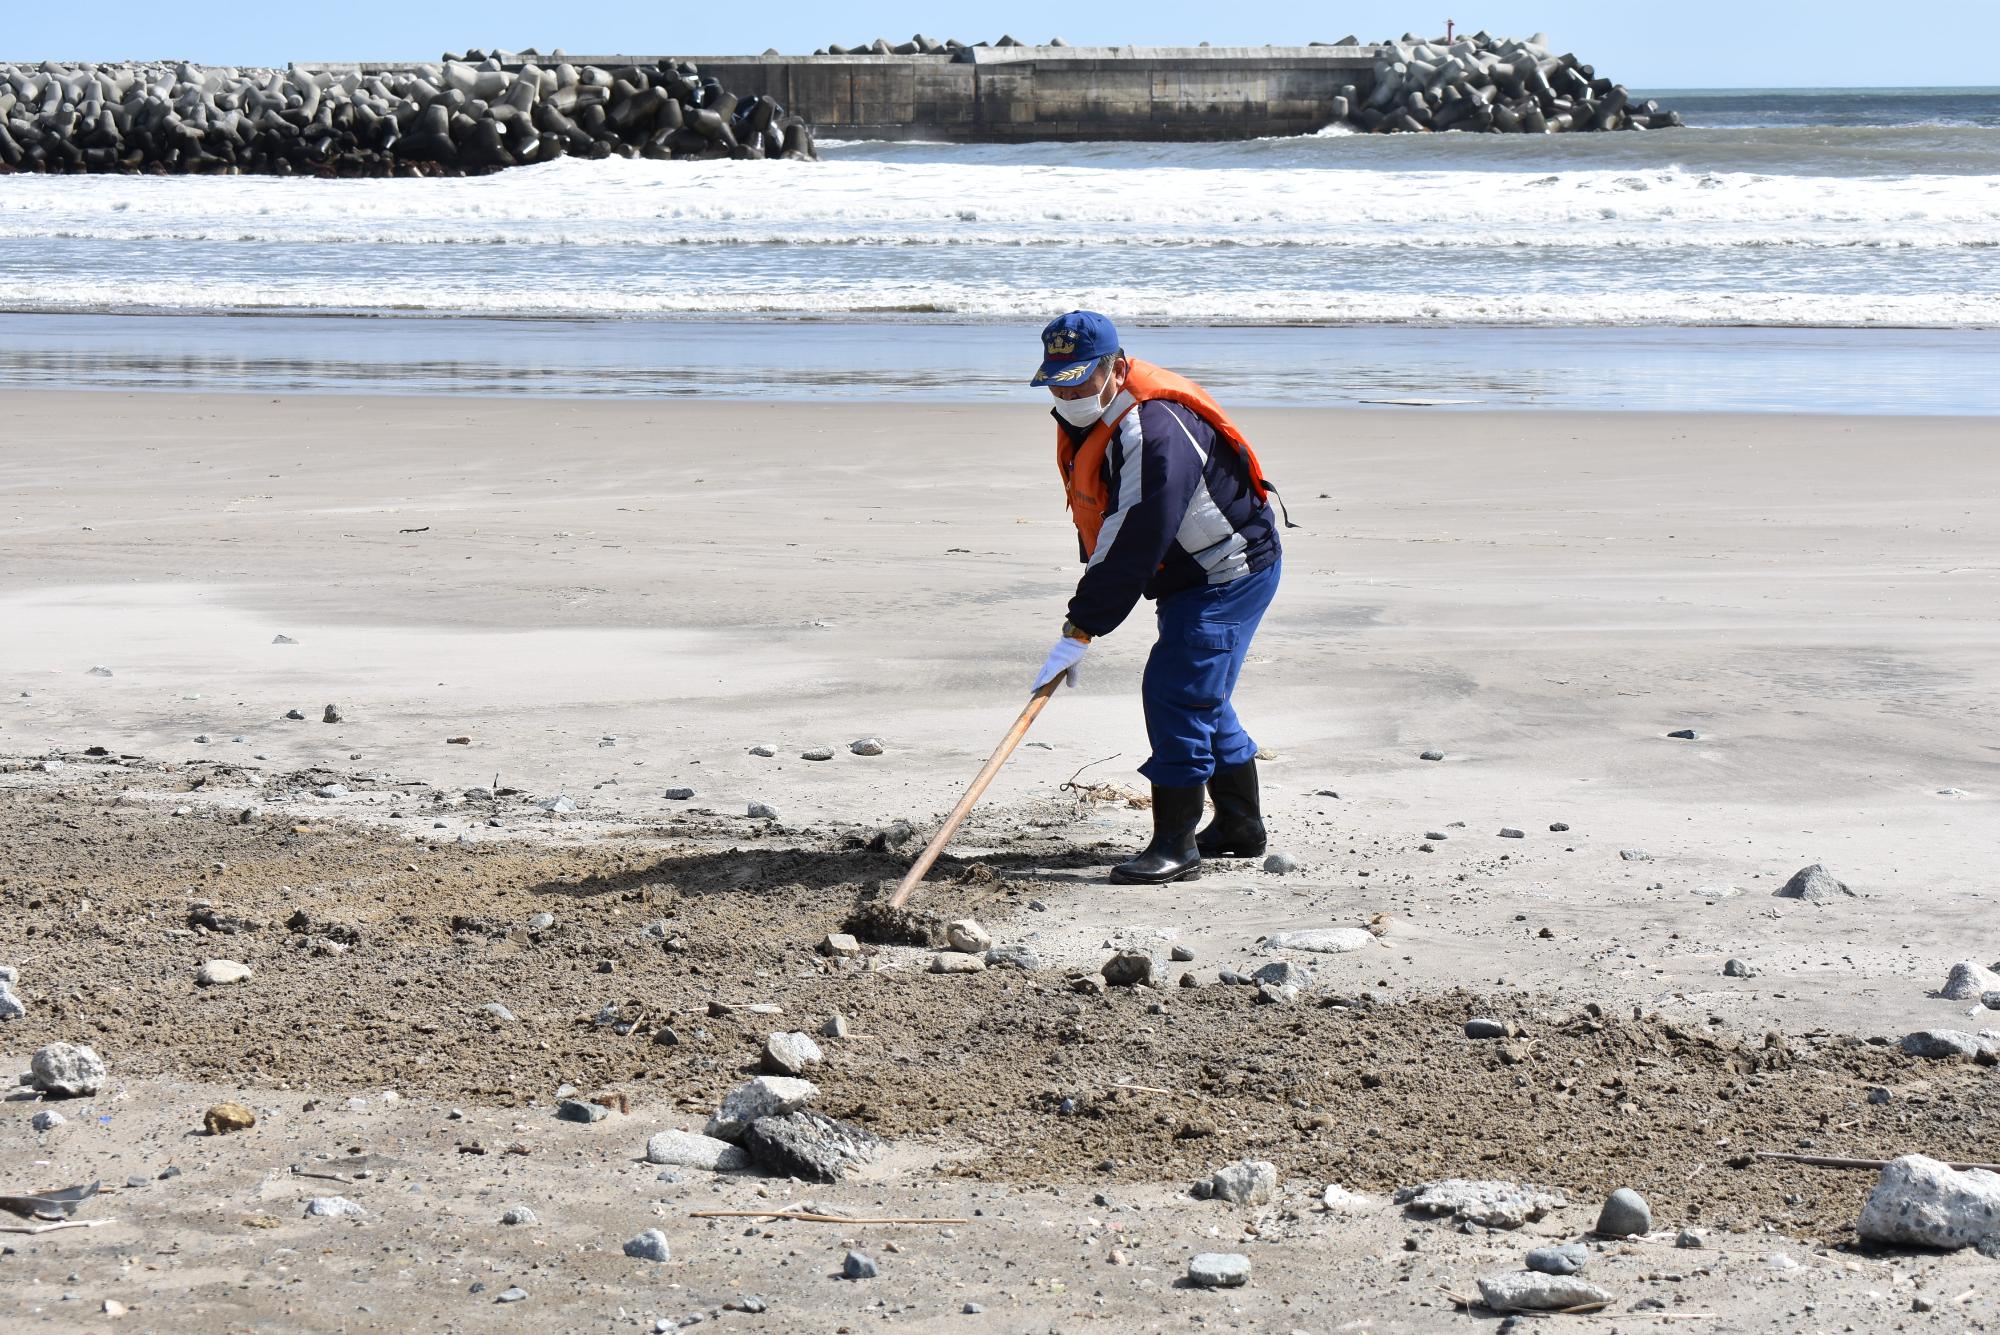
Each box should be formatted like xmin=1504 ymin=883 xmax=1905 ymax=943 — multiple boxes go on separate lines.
xmin=1046 ymin=330 xmax=1078 ymax=356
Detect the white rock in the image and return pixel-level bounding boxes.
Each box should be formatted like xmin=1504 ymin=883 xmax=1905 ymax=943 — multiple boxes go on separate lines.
xmin=196 ymin=959 xmax=253 ymax=986
xmin=623 ymin=1227 xmax=671 ymax=1262
xmin=305 ymin=1195 xmax=365 ymax=1218
xmin=1199 ymin=1160 xmax=1278 ymax=1206
xmin=1941 ymin=960 xmax=2000 ymax=1001
xmin=819 ymin=933 xmax=862 ymax=958
xmin=748 ymin=802 xmax=779 ymax=820
xmin=1262 ymin=928 xmax=1375 ymax=954
xmin=1858 ymin=1154 xmax=2000 ymax=1251
xmin=0 ymin=988 xmax=24 ymax=1022
xmin=30 ymin=1042 xmax=107 ymax=1097
xmin=500 ymin=1206 xmax=538 ymax=1225
xmin=945 ymin=919 xmax=992 ymax=953
xmin=1394 ymin=1178 xmax=1567 ymax=1228
xmin=645 ymin=1129 xmax=750 ymax=1172
xmin=30 ymin=1109 xmax=65 ymax=1131
xmin=930 ymin=952 xmax=986 ymax=974
xmin=1477 ymin=1271 xmax=1613 ymax=1312
xmin=537 ymin=794 xmax=575 ymax=813
xmin=705 ymin=1076 xmax=818 ymax=1142
xmin=1320 ymin=1184 xmax=1377 ymax=1213
xmin=762 ymin=1031 xmax=824 ymax=1076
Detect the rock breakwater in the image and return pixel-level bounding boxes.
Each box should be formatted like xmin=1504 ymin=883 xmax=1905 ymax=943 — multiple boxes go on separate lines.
xmin=1349 ymin=31 xmax=1678 ymax=133
xmin=0 ymin=50 xmax=818 ymax=176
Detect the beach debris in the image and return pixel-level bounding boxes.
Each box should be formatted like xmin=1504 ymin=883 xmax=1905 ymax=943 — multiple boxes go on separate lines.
xmin=645 ymin=1129 xmax=749 ymax=1172
xmin=1476 ymin=1271 xmax=1613 ymax=1313
xmin=1595 ymin=1187 xmax=1652 ymax=1236
xmin=623 ymin=1228 xmax=671 ymax=1262
xmin=196 ymin=959 xmax=253 ymax=986
xmin=1395 ymin=1179 xmax=1566 ymax=1228
xmin=1526 ymin=1243 xmax=1590 ymax=1275
xmin=762 ymin=1031 xmax=824 ymax=1076
xmin=29 ymin=1043 xmax=106 ymax=1098
xmin=1778 ymin=863 xmax=1853 ymax=902
xmin=1858 ymin=1155 xmax=2000 ymax=1251
xmin=945 ymin=919 xmax=991 ymax=953
xmin=204 ymin=1102 xmax=257 ymax=1134
xmin=1192 ymin=1160 xmax=1278 ymax=1206
xmin=1187 ymin=1253 xmax=1251 ymax=1288
xmin=0 ymin=1181 xmax=100 ymax=1220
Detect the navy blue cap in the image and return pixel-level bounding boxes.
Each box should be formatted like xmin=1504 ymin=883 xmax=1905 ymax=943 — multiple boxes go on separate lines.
xmin=1031 ymin=310 xmax=1119 ymax=387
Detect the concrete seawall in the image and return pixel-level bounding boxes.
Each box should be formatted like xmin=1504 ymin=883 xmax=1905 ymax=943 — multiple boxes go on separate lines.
xmin=546 ymin=46 xmax=1382 ymax=142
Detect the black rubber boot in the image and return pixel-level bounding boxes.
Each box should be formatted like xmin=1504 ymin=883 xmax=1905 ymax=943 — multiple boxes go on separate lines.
xmin=1196 ymin=758 xmax=1266 ymax=858
xmin=1109 ymin=784 xmax=1205 ymax=885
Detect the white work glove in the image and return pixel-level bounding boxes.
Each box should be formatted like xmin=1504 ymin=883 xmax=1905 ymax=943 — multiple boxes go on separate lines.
xmin=1032 ymin=633 xmax=1089 ymax=691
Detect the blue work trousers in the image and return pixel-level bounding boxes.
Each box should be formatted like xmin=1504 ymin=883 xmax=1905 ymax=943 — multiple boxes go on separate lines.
xmin=1138 ymin=559 xmax=1280 ymax=789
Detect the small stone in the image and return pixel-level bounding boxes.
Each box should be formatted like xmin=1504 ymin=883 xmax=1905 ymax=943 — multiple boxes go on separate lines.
xmin=1596 ymin=1187 xmax=1652 ymax=1236
xmin=1187 ymin=1252 xmax=1251 ymax=1288
xmin=842 ymin=1250 xmax=879 ymax=1279
xmin=1984 ymin=991 xmax=2000 ymax=1012
xmin=962 ymin=1302 xmax=983 ymax=1314
xmin=1101 ymin=950 xmax=1154 ymax=987
xmin=0 ymin=989 xmax=25 ymax=1021
xmin=1676 ymin=1228 xmax=1707 ymax=1249
xmin=1252 ymin=960 xmax=1310 ymax=988
xmin=1477 ymin=1271 xmax=1613 ymax=1313
xmin=623 ymin=1228 xmax=671 ymax=1262
xmin=556 ymin=1099 xmax=610 ymax=1123
xmin=1169 ymin=944 xmax=1195 ymax=962
xmin=322 ymin=705 xmax=341 ymax=723
xmin=272 ymin=634 xmax=297 ymax=644
xmin=1867 ymin=1086 xmax=1893 ymax=1104
xmin=30 ymin=1109 xmax=65 ymax=1132
xmin=1256 ymin=982 xmax=1300 ymax=1005
xmin=762 ymin=1031 xmax=824 ymax=1076
xmin=849 ymin=738 xmax=884 ymax=756
xmin=1419 ymin=750 xmax=1444 ymax=761
xmin=1070 ymin=974 xmax=1107 ymax=995
xmin=984 ymin=945 xmax=1041 ymax=970
xmin=1200 ymin=1160 xmax=1278 ymax=1206
xmin=800 ymin=748 xmax=834 ymax=762
xmin=313 ymin=783 xmax=348 ymax=799
xmin=196 ymin=959 xmax=252 ymax=986
xmin=501 ymin=1206 xmax=538 ymax=1225
xmin=537 ymin=794 xmax=575 ymax=813
xmin=527 ymin=912 xmax=555 ymax=930
xmin=1549 ymin=821 xmax=1570 ymax=832
xmin=744 ymin=1109 xmax=879 ymax=1181
xmin=747 ymin=802 xmax=779 ymax=820
xmin=1262 ymin=852 xmax=1300 ymax=874
xmin=822 ymin=1012 xmax=850 ymax=1038
xmin=1499 ymin=827 xmax=1525 ymax=839
xmin=0 ymin=966 xmax=17 ymax=987
xmin=945 ymin=919 xmax=992 ymax=953
xmin=1525 ymin=1243 xmax=1590 ymax=1275
xmin=818 ymin=933 xmax=862 ymax=958
xmin=645 ymin=1129 xmax=749 ymax=1172
xmin=1723 ymin=958 xmax=1758 ymax=978
xmin=1777 ymin=863 xmax=1853 ymax=902
xmin=30 ymin=1042 xmax=107 ymax=1097
xmin=1858 ymin=1154 xmax=2000 ymax=1251
xmin=1667 ymin=728 xmax=1698 ymax=739
xmin=305 ymin=1196 xmax=364 ymax=1218
xmin=1464 ymin=1018 xmax=1510 ymax=1039
xmin=930 ymin=952 xmax=985 ymax=974
xmin=1394 ymin=1179 xmax=1567 ymax=1229
xmin=748 ymin=744 xmax=777 ymax=757
xmin=495 ymin=1287 xmax=527 ymax=1303
xmin=1261 ymin=928 xmax=1373 ymax=954
xmin=193 ymin=733 xmax=211 ymax=744
xmin=1178 ymin=971 xmax=1201 ymax=988
xmin=284 ymin=708 xmax=305 ymax=720
xmin=705 ymin=1076 xmax=819 ymax=1142
xmin=481 ymin=1002 xmax=517 ymax=1022
xmin=204 ymin=1101 xmax=256 ymax=1134
xmin=662 ymin=788 xmax=695 ymax=801
xmin=1619 ymin=849 xmax=1651 ymax=862
xmin=88 ymin=665 xmax=113 ymax=676
xmin=1941 ymin=961 xmax=2000 ymax=1001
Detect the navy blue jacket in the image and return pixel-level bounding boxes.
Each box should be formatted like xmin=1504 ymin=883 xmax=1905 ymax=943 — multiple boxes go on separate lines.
xmin=1059 ymin=399 xmax=1281 ymax=637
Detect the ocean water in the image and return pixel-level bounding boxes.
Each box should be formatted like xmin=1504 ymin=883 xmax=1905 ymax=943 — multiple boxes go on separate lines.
xmin=1 ymin=88 xmax=1995 ymax=330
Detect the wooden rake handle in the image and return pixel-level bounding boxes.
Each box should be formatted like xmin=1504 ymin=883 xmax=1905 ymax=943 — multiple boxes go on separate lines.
xmin=887 ymin=677 xmax=1063 ymax=909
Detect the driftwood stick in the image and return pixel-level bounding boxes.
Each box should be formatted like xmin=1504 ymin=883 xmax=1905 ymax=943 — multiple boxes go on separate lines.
xmin=0 ymin=1218 xmax=117 ymax=1235
xmin=689 ymin=1210 xmax=971 ymax=1225
xmin=1755 ymin=1151 xmax=2000 ymax=1173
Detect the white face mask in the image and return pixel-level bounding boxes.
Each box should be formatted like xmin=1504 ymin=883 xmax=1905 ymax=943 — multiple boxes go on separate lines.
xmin=1051 ymin=366 xmax=1120 ymax=427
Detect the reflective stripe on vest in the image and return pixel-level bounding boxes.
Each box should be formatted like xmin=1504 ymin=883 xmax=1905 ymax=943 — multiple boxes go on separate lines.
xmin=1055 ymin=359 xmax=1279 ymax=559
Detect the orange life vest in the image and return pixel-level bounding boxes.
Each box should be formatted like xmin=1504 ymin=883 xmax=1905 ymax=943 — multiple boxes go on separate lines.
xmin=1056 ymin=359 xmax=1280 ymax=558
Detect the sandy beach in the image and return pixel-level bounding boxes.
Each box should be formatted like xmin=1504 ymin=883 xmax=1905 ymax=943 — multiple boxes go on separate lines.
xmin=3 ymin=388 xmax=1997 ymax=1329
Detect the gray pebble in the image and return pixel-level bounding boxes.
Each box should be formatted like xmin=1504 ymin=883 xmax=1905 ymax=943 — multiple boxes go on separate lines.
xmin=1187 ymin=1252 xmax=1251 ymax=1288
xmin=849 ymin=738 xmax=884 ymax=757
xmin=1525 ymin=1242 xmax=1589 ymax=1275
xmin=841 ymin=1250 xmax=878 ymax=1279
xmin=748 ymin=745 xmax=777 ymax=757
xmin=1262 ymin=852 xmax=1300 ymax=874
xmin=1596 ymin=1187 xmax=1652 ymax=1236
xmin=800 ymin=749 xmax=834 ymax=762
xmin=1419 ymin=750 xmax=1444 ymax=761
xmin=527 ymin=912 xmax=555 ymax=930
xmin=305 ymin=1195 xmax=365 ymax=1218
xmin=1722 ymin=958 xmax=1757 ymax=978
xmin=0 ymin=990 xmax=24 ymax=1021
xmin=1619 ymin=849 xmax=1651 ymax=862
xmin=322 ymin=705 xmax=342 ymax=723
xmin=1464 ymin=1018 xmax=1509 ymax=1039
xmin=1425 ymin=831 xmax=1448 ymax=841
xmin=1101 ymin=950 xmax=1154 ymax=987
xmin=1498 ymin=827 xmax=1524 ymax=839
xmin=1170 ymin=944 xmax=1196 ymax=962
xmin=1675 ymin=1228 xmax=1706 ymax=1249
xmin=556 ymin=1099 xmax=610 ymax=1123
xmin=501 ymin=1206 xmax=538 ymax=1225
xmin=1549 ymin=821 xmax=1570 ymax=832
xmin=284 ymin=709 xmax=306 ymax=720
xmin=748 ymin=802 xmax=779 ymax=820
xmin=496 ymin=1287 xmax=527 ymax=1303
xmin=1667 ymin=728 xmax=1699 ymax=739
xmin=662 ymin=788 xmax=695 ymax=801
xmin=30 ymin=1109 xmax=65 ymax=1132
xmin=623 ymin=1228 xmax=671 ymax=1262
xmin=1866 ymin=1086 xmax=1892 ymax=1104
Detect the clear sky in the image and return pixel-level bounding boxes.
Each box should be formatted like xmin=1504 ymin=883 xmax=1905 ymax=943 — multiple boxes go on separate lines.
xmin=5 ymin=2 xmax=1992 ymax=89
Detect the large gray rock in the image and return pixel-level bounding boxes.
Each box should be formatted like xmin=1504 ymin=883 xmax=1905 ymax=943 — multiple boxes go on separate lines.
xmin=1777 ymin=863 xmax=1854 ymax=902
xmin=1941 ymin=961 xmax=2000 ymax=1001
xmin=1900 ymin=1029 xmax=1998 ymax=1061
xmin=742 ymin=1110 xmax=880 ymax=1182
xmin=30 ymin=1042 xmax=107 ymax=1097
xmin=1477 ymin=1271 xmax=1613 ymax=1312
xmin=1857 ymin=1154 xmax=2000 ymax=1251
xmin=1262 ymin=927 xmax=1373 ymax=954
xmin=1394 ymin=1179 xmax=1567 ymax=1228
xmin=705 ymin=1076 xmax=818 ymax=1142
xmin=1595 ymin=1187 xmax=1652 ymax=1236
xmin=1187 ymin=1252 xmax=1251 ymax=1288
xmin=1194 ymin=1159 xmax=1278 ymax=1206
xmin=645 ymin=1129 xmax=749 ymax=1172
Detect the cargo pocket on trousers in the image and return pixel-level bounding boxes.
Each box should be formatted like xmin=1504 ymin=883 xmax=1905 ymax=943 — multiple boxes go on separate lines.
xmin=1165 ymin=624 xmax=1237 ymax=712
